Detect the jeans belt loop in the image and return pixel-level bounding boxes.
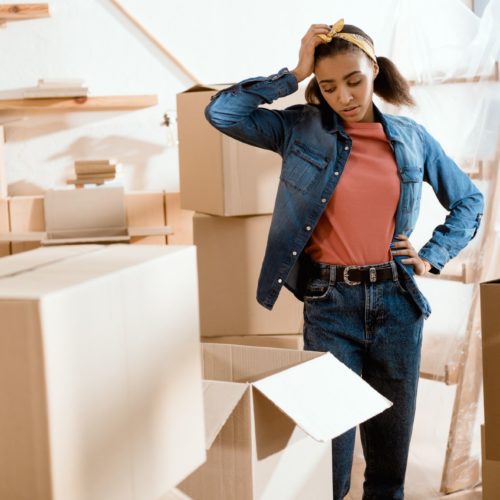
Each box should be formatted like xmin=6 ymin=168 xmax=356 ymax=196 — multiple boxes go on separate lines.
xmin=389 ymin=260 xmax=398 ymax=281
xmin=329 ymin=264 xmax=336 ymax=285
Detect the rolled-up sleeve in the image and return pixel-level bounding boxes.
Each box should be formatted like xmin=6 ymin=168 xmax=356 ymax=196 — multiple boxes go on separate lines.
xmin=416 ymin=124 xmax=484 ymax=274
xmin=204 ymin=67 xmax=301 ymax=156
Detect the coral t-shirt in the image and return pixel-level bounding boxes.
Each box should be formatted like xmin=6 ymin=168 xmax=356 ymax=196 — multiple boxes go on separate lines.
xmin=305 ymin=120 xmax=400 ymax=266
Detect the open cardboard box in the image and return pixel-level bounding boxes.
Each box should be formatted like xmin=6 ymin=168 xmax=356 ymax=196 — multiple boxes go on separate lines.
xmin=0 ymin=244 xmax=205 ymax=500
xmin=179 ymin=343 xmax=392 ymax=500
xmin=480 ymin=278 xmax=500 ymax=461
xmin=177 ymin=84 xmax=304 ymax=217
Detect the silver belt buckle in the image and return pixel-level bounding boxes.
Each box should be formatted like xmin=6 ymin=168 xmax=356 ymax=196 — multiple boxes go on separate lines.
xmin=343 ymin=265 xmax=361 ymax=285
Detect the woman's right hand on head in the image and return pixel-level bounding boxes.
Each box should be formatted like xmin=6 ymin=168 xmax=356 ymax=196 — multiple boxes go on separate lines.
xmin=291 ymin=24 xmax=331 ymax=83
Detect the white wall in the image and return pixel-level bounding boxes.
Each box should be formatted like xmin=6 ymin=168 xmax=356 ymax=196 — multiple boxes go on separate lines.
xmin=0 ymin=0 xmax=487 ymax=194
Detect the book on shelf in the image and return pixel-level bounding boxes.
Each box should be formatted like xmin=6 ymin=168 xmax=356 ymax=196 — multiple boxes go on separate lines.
xmin=75 ymin=165 xmax=117 ymax=175
xmin=76 ymin=172 xmax=116 ymax=180
xmin=24 ymin=88 xmax=89 ymax=99
xmin=75 ymin=160 xmax=117 ymax=166
xmin=37 ymin=78 xmax=86 ymax=88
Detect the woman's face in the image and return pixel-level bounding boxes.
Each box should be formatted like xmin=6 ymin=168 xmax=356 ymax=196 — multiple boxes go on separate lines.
xmin=314 ymin=51 xmax=379 ymax=123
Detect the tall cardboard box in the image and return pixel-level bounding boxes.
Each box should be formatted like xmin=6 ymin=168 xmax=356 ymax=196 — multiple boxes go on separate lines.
xmin=177 ymin=85 xmax=304 ymax=216
xmin=179 ymin=343 xmax=392 ymax=500
xmin=480 ymin=278 xmax=500 ymax=461
xmin=194 ymin=213 xmax=303 ymax=336
xmin=0 ymin=244 xmax=205 ymax=500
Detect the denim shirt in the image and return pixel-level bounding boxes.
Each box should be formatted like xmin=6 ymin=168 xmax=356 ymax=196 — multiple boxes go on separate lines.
xmin=204 ymin=67 xmax=484 ymax=319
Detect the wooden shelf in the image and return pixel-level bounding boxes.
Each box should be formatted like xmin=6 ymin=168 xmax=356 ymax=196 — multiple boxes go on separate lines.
xmin=0 ymin=3 xmax=49 ymax=22
xmin=0 ymin=95 xmax=158 ymax=111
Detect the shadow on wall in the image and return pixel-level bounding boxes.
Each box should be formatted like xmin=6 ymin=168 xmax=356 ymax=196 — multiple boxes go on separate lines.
xmin=2 ymin=112 xmax=145 ymax=142
xmin=47 ymin=135 xmax=166 ymax=188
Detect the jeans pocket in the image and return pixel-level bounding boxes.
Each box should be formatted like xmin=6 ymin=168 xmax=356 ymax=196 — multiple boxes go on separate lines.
xmin=394 ymin=275 xmax=411 ymax=296
xmin=303 ymin=277 xmax=332 ymax=301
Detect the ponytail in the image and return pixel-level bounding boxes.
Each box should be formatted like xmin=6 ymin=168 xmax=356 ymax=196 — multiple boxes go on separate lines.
xmin=374 ymin=56 xmax=415 ymax=107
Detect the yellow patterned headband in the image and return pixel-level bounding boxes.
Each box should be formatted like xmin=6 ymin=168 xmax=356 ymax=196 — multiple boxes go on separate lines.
xmin=317 ymin=18 xmax=377 ymax=63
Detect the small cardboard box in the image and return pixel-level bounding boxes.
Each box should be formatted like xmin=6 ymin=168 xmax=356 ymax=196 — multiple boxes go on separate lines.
xmin=202 ymin=334 xmax=304 ymax=350
xmin=177 ymin=85 xmax=304 ymax=217
xmin=194 ymin=213 xmax=303 ymax=337
xmin=481 ymin=425 xmax=500 ymax=499
xmin=0 ymin=244 xmax=205 ymax=500
xmin=9 ymin=194 xmax=45 ymax=254
xmin=6 ymin=192 xmax=170 ymax=253
xmin=125 ymin=190 xmax=167 ymax=245
xmin=179 ymin=343 xmax=392 ymax=500
xmin=480 ymin=278 xmax=500 ymax=461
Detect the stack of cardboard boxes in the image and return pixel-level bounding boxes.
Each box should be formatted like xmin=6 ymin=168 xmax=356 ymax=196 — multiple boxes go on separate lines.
xmin=176 ymin=84 xmax=305 ymax=350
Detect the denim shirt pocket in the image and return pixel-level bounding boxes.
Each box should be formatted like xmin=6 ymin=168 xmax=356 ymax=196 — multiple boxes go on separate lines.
xmin=399 ymin=165 xmax=424 ymax=213
xmin=281 ymin=140 xmax=329 ymax=192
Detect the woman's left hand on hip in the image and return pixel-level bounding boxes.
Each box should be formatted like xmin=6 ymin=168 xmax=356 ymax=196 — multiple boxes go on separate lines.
xmin=390 ymin=234 xmax=430 ymax=276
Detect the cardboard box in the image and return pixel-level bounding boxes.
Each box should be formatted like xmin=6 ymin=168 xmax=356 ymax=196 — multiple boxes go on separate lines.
xmin=9 ymin=194 xmax=45 ymax=254
xmin=177 ymin=85 xmax=304 ymax=217
xmin=165 ymin=192 xmax=194 ymax=245
xmin=202 ymin=334 xmax=304 ymax=350
xmin=179 ymin=343 xmax=392 ymax=500
xmin=194 ymin=213 xmax=303 ymax=336
xmin=481 ymin=425 xmax=500 ymax=499
xmin=480 ymin=278 xmax=500 ymax=461
xmin=6 ymin=192 xmax=170 ymax=253
xmin=126 ymin=191 xmax=167 ymax=245
xmin=0 ymin=197 xmax=10 ymax=257
xmin=0 ymin=244 xmax=205 ymax=500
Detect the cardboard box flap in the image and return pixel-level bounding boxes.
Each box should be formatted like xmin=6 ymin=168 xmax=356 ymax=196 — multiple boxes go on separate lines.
xmin=0 ymin=245 xmax=192 ymax=298
xmin=203 ymin=380 xmax=248 ymax=449
xmin=201 ymin=343 xmax=321 ymax=383
xmin=253 ymin=352 xmax=392 ymax=442
xmin=0 ymin=244 xmax=102 ymax=278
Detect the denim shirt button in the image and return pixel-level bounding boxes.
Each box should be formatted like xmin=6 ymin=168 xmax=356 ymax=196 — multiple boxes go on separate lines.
xmin=334 ymin=171 xmax=339 ymax=176
xmin=292 ymin=251 xmax=297 ymax=256
xmin=305 ymin=225 xmax=312 ymax=231
xmin=277 ymin=278 xmax=283 ymax=284
xmin=344 ymin=146 xmax=349 ymax=151
xmin=321 ymin=198 xmax=327 ymax=203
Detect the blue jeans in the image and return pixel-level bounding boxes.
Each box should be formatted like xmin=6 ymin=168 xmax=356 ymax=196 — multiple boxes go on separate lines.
xmin=303 ymin=259 xmax=424 ymax=500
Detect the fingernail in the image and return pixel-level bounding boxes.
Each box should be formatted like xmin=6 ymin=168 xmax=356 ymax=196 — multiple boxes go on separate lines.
xmin=390 ymin=243 xmax=395 ymax=247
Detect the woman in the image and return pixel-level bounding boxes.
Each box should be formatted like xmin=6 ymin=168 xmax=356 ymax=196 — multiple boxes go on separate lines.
xmin=204 ymin=19 xmax=484 ymax=500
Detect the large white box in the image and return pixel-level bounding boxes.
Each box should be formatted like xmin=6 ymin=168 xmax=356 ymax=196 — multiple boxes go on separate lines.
xmin=0 ymin=244 xmax=205 ymax=500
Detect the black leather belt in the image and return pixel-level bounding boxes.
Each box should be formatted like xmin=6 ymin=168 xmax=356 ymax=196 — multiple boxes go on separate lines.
xmin=313 ymin=264 xmax=396 ymax=285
